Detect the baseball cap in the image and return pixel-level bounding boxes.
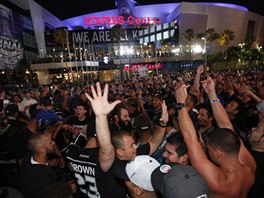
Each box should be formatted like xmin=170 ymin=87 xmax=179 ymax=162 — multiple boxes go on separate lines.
xmin=151 ymin=163 xmax=209 ymax=198
xmin=116 ymin=156 xmax=209 ymax=196
xmin=126 ymin=155 xmax=160 ymax=191
xmin=116 ymin=155 xmax=161 ymax=192
xmin=135 ymin=114 xmax=151 ymax=132
xmin=35 ymin=110 xmax=63 ymax=131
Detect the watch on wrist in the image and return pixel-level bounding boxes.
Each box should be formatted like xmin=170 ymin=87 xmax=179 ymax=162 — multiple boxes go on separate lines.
xmin=175 ymin=103 xmax=186 ymax=110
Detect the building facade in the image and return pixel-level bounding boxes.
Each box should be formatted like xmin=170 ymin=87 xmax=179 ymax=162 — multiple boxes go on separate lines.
xmin=1 ymin=0 xmax=263 ymax=84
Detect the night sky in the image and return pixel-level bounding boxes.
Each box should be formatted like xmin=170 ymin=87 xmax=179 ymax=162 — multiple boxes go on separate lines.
xmin=34 ymin=0 xmax=263 ymax=20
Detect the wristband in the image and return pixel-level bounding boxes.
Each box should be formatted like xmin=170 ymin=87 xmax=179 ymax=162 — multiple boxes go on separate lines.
xmin=175 ymin=103 xmax=186 ymax=110
xmin=159 ymin=122 xmax=167 ymax=127
xmin=210 ymin=98 xmax=220 ymax=103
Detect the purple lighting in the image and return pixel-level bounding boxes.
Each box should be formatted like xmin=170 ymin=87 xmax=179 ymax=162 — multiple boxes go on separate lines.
xmin=199 ymin=2 xmax=248 ymax=11
xmin=62 ymin=2 xmax=249 ymax=29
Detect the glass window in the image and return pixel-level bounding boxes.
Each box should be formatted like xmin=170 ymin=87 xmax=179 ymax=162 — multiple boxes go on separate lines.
xmin=163 ymin=31 xmax=169 ymax=39
xmin=163 ymin=23 xmax=168 ymax=29
xmin=144 ymin=28 xmax=149 ymax=34
xmin=144 ymin=36 xmax=149 ymax=43
xmin=156 ymin=33 xmax=162 ymax=41
xmin=150 ymin=26 xmax=155 ymax=33
xmin=156 ymin=24 xmax=162 ymax=31
xmin=170 ymin=29 xmax=175 ymax=37
xmin=150 ymin=35 xmax=155 ymax=42
xmin=139 ymin=30 xmax=143 ymax=36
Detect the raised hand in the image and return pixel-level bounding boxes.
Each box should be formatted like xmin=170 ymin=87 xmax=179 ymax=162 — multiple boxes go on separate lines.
xmin=201 ymin=76 xmax=216 ymax=98
xmin=160 ymin=100 xmax=169 ymax=124
xmin=175 ymin=84 xmax=189 ymax=103
xmin=85 ymin=82 xmax=121 ymax=117
xmin=197 ymin=65 xmax=204 ymax=75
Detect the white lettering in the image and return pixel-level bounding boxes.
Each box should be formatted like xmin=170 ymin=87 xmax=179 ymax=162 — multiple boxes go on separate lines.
xmin=73 ymin=32 xmax=83 ymax=43
xmin=92 ymin=32 xmax=99 ymax=42
xmin=98 ymin=31 xmax=105 ymax=41
xmin=105 ymin=31 xmax=111 ymax=41
xmin=71 ymin=163 xmax=95 ymax=175
xmin=84 ymin=32 xmax=89 ymax=42
xmin=132 ymin=30 xmax=138 ymax=39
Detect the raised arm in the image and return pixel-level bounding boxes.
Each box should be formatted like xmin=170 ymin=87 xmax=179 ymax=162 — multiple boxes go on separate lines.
xmin=175 ymin=84 xmax=207 ymax=158
xmin=191 ymin=65 xmax=204 ymax=92
xmin=175 ymin=84 xmax=223 ymax=190
xmin=201 ymin=77 xmax=256 ymax=172
xmin=201 ymin=77 xmax=233 ymax=130
xmin=85 ymin=82 xmax=121 ymax=172
xmin=149 ymin=100 xmax=168 ymax=155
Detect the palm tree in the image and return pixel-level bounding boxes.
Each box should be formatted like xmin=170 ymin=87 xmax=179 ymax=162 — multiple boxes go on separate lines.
xmin=218 ymin=29 xmax=235 ymax=59
xmin=204 ymin=28 xmax=219 ymax=53
xmin=183 ymin=28 xmax=195 ymax=64
xmin=110 ymin=24 xmax=126 ymax=81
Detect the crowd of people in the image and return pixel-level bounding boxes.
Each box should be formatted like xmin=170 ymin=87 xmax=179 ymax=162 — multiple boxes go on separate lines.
xmin=0 ymin=65 xmax=263 ymax=198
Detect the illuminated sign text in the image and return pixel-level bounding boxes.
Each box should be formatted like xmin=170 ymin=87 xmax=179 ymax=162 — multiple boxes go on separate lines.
xmin=84 ymin=16 xmax=160 ymax=26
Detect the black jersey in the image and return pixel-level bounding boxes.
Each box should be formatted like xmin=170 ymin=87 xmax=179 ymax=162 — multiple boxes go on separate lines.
xmin=63 ymin=135 xmax=128 ymax=198
xmin=64 ymin=144 xmax=100 ymax=198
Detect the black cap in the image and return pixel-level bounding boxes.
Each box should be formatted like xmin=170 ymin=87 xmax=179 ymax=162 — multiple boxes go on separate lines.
xmin=135 ymin=114 xmax=151 ymax=132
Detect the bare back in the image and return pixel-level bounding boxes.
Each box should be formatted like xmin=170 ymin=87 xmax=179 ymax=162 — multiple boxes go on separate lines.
xmin=209 ymin=162 xmax=255 ymax=198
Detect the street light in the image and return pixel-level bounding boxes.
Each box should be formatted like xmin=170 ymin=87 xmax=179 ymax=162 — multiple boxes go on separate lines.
xmin=202 ymin=37 xmax=207 ymax=69
xmin=238 ymin=43 xmax=245 ymax=67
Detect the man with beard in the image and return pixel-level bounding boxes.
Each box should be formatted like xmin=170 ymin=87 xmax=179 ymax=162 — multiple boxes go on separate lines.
xmin=109 ymin=104 xmax=134 ymax=135
xmin=19 ymin=132 xmax=59 ymax=198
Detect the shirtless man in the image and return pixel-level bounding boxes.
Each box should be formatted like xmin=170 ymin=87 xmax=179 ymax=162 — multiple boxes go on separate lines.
xmin=175 ymin=76 xmax=256 ymax=198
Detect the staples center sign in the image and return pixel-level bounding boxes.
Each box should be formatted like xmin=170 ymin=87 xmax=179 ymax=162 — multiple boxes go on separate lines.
xmin=124 ymin=63 xmax=162 ymax=71
xmin=84 ymin=16 xmax=160 ymax=26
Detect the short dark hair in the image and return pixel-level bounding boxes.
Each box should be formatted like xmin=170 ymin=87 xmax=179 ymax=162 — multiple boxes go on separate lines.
xmin=167 ymin=132 xmax=187 ymax=157
xmin=206 ymin=128 xmax=240 ymax=156
xmin=188 ymin=94 xmax=198 ymax=106
xmin=111 ymin=130 xmax=132 ymax=150
xmin=127 ymin=98 xmax=138 ymax=109
xmin=28 ymin=132 xmax=46 ymax=155
xmin=199 ymin=104 xmax=213 ymax=118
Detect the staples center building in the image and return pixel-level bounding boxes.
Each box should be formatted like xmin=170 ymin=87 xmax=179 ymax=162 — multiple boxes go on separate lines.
xmin=1 ymin=0 xmax=263 ymax=84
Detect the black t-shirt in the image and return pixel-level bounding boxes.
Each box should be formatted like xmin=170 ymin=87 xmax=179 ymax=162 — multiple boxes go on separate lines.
xmin=137 ymin=141 xmax=151 ymax=155
xmin=20 ymin=154 xmax=57 ymax=198
xmin=66 ymin=116 xmax=89 ymax=134
xmin=13 ymin=127 xmax=34 ymax=161
xmin=113 ymin=143 xmax=151 ymax=195
xmin=63 ymin=139 xmax=128 ymax=198
xmin=65 ymin=116 xmax=90 ymax=147
xmin=0 ymin=118 xmax=26 ymax=161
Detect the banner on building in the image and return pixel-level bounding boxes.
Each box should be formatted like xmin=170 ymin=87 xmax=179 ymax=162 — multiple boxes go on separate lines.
xmin=0 ymin=34 xmax=23 ymax=69
xmin=71 ymin=29 xmax=139 ymax=44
